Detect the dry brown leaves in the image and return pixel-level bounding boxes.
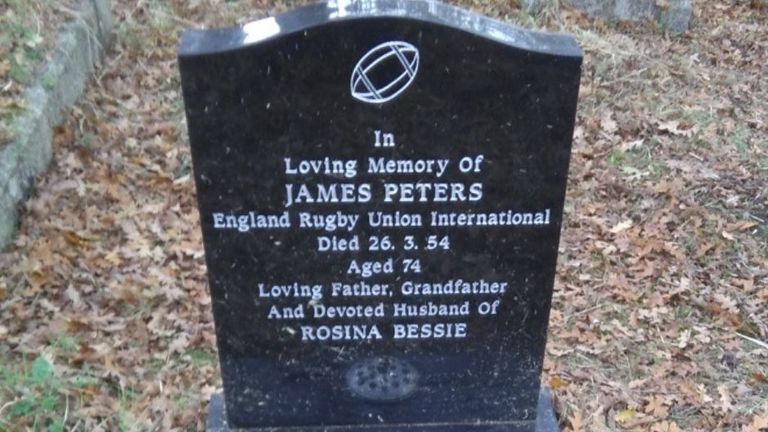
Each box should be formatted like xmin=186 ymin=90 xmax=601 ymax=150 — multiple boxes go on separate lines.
xmin=540 ymin=0 xmax=768 ymax=430
xmin=0 ymin=0 xmax=766 ymax=431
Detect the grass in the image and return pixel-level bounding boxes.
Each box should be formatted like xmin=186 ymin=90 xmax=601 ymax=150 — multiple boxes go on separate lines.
xmin=1 ymin=0 xmax=46 ymax=84
xmin=0 ymin=0 xmax=87 ymax=136
xmin=0 ymin=0 xmax=79 ymax=147
xmin=728 ymin=125 xmax=752 ymax=159
xmin=0 ymin=353 xmax=98 ymax=432
xmin=185 ymin=347 xmax=217 ymax=368
xmin=0 ymin=0 xmax=46 ymax=146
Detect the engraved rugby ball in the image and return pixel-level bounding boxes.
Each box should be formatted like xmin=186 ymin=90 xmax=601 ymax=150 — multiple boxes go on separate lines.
xmin=350 ymin=41 xmax=420 ymax=104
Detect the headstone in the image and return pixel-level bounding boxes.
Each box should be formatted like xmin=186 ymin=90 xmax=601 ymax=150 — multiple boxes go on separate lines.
xmin=178 ymin=1 xmax=581 ymax=431
xmin=657 ymin=0 xmax=692 ymax=34
xmin=523 ymin=0 xmax=692 ymax=33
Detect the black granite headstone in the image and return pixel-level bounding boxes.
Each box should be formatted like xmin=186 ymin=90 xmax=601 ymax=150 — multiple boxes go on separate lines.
xmin=178 ymin=1 xmax=581 ymax=430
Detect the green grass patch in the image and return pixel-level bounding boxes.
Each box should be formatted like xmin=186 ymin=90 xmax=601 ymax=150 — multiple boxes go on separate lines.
xmin=1 ymin=0 xmax=46 ymax=84
xmin=727 ymin=125 xmax=752 ymax=160
xmin=607 ymin=149 xmax=627 ymax=167
xmin=0 ymin=354 xmax=98 ymax=431
xmin=185 ymin=347 xmax=217 ymax=367
xmin=0 ymin=0 xmax=68 ymax=146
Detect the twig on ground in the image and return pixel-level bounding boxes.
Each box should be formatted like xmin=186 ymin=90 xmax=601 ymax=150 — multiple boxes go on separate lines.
xmin=736 ymin=332 xmax=768 ymax=350
xmin=599 ymin=67 xmax=649 ymax=87
xmin=63 ymin=393 xmax=69 ymax=430
xmin=97 ymin=52 xmax=123 ymax=84
xmin=564 ymin=303 xmax=605 ymax=322
xmin=0 ymin=399 xmax=18 ymax=419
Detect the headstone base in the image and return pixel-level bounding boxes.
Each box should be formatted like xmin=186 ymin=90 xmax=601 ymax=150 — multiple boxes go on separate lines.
xmin=206 ymin=388 xmax=559 ymax=432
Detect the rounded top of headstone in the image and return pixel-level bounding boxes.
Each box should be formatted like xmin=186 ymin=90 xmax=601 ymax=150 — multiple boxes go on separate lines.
xmin=179 ymin=0 xmax=582 ymax=59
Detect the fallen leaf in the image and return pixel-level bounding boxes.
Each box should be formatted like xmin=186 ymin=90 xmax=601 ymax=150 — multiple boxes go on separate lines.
xmin=616 ymin=408 xmax=637 ymax=423
xmin=610 ymin=219 xmax=633 ymax=234
xmin=550 ymin=375 xmax=569 ymax=389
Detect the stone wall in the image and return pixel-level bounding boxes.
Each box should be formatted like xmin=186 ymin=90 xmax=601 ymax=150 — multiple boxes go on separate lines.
xmin=522 ymin=0 xmax=692 ymax=33
xmin=0 ymin=0 xmax=112 ymax=249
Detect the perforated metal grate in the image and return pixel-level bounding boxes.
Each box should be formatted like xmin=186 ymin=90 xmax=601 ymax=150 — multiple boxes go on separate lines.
xmin=346 ymin=357 xmax=419 ymax=402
